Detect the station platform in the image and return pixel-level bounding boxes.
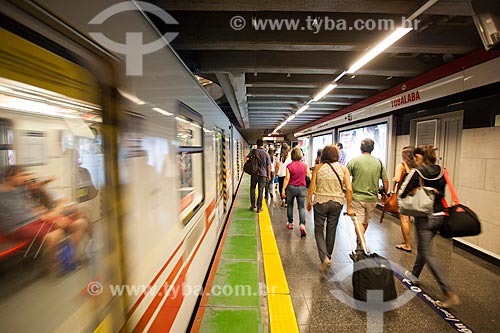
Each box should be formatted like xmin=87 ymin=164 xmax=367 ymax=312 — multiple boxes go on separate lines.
xmin=192 ymin=174 xmax=500 ymax=332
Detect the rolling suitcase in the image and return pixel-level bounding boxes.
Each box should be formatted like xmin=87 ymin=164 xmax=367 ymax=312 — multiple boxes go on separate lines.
xmin=344 ymin=213 xmax=397 ymax=302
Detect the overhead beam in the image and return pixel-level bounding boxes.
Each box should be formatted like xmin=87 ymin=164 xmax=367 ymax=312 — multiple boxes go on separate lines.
xmin=215 ymin=73 xmax=249 ymax=128
xmin=196 ymin=51 xmax=431 ymax=77
xmin=157 ymin=0 xmax=472 ymax=16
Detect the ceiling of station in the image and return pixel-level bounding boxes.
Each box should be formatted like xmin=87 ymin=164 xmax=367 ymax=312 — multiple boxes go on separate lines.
xmin=150 ymin=0 xmax=483 ymax=142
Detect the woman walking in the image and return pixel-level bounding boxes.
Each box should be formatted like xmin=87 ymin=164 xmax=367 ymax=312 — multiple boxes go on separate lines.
xmin=276 ymin=143 xmax=291 ymax=207
xmin=306 ymin=145 xmax=353 ymax=272
xmin=281 ymin=147 xmax=310 ymax=235
xmin=265 ymin=148 xmax=276 ymax=199
xmin=400 ymin=144 xmax=461 ymax=308
xmin=394 ymin=146 xmax=417 ymax=252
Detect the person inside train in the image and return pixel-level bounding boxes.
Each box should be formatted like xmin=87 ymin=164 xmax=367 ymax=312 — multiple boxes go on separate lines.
xmin=400 ymin=145 xmax=461 ymax=308
xmin=393 ymin=146 xmax=417 ymax=252
xmin=346 ymin=138 xmax=389 ymax=248
xmin=281 ymin=147 xmax=310 ymax=235
xmin=276 ymin=143 xmax=292 ymax=207
xmin=307 ymin=144 xmax=353 ymax=273
xmin=247 ymin=139 xmax=271 ymax=213
xmin=0 ymin=166 xmax=88 ymax=269
xmin=63 ymin=149 xmax=98 ymax=203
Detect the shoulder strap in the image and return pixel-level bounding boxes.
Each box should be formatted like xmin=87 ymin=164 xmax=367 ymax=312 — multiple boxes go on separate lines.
xmin=378 ymin=159 xmax=383 ymax=180
xmin=327 ymin=163 xmax=343 ymax=189
xmin=443 ymin=168 xmax=460 ymax=205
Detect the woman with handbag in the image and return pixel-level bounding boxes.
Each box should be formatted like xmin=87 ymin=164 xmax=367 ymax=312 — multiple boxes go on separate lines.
xmin=282 ymin=148 xmax=310 ymax=235
xmin=306 ymin=144 xmax=353 ymax=273
xmin=399 ymin=145 xmax=461 ymax=308
xmin=393 ymin=146 xmax=416 ymax=252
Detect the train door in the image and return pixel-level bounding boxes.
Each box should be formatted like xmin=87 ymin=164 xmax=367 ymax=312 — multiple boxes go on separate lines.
xmin=0 ymin=21 xmax=123 ymax=333
xmin=214 ymin=128 xmax=227 ymax=233
xmin=412 ymin=111 xmax=464 ymax=202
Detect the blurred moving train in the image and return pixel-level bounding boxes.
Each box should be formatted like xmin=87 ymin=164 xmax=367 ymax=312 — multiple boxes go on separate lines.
xmin=0 ymin=1 xmax=247 ymax=332
xmin=1 ymin=1 xmax=500 ymax=333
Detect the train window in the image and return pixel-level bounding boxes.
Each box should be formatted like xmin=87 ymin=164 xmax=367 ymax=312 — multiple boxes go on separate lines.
xmin=0 ymin=118 xmax=14 ymax=176
xmin=177 ymin=103 xmax=204 ymax=223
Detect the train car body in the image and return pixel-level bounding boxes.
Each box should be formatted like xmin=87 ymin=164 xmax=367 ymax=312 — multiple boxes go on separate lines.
xmin=0 ymin=1 xmax=247 ymax=332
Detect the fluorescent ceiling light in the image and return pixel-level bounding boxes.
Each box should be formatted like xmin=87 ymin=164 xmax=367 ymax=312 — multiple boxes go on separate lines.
xmin=287 ymin=114 xmax=296 ymax=121
xmin=296 ymin=105 xmax=310 ymax=115
xmin=312 ymin=84 xmax=337 ymax=101
xmin=334 ymin=71 xmax=346 ymax=82
xmin=346 ymin=27 xmax=412 ymax=74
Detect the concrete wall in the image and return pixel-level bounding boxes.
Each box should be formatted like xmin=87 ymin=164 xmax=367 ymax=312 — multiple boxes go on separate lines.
xmin=457 ymin=127 xmax=500 ymax=257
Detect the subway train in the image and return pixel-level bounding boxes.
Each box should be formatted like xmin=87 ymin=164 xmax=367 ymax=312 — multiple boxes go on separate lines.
xmin=0 ymin=1 xmax=247 ymax=332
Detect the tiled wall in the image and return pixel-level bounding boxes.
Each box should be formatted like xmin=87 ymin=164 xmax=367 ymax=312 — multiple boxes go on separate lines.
xmin=458 ymin=127 xmax=500 ymax=256
xmin=394 ymin=129 xmax=500 ymax=257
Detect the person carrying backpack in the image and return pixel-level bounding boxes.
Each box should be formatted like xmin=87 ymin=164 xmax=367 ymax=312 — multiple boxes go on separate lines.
xmin=246 ymin=139 xmax=271 ymax=213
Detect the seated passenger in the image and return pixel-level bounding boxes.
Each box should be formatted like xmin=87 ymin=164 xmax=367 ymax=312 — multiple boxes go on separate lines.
xmin=64 ymin=149 xmax=98 ymax=203
xmin=0 ymin=166 xmax=88 ymax=267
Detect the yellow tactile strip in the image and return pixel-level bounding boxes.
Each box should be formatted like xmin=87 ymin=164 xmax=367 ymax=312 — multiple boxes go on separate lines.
xmin=259 ymin=200 xmax=299 ymax=333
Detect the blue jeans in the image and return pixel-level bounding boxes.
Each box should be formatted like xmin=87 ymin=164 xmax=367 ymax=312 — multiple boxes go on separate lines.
xmin=412 ymin=214 xmax=451 ymax=294
xmin=286 ymin=185 xmax=307 ymax=225
xmin=313 ymin=200 xmax=343 ymax=262
xmin=265 ymin=171 xmax=275 ymax=198
xmin=250 ymin=175 xmax=267 ymax=210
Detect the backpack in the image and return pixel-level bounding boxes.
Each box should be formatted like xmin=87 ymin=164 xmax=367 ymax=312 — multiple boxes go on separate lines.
xmin=244 ymin=149 xmax=261 ymax=175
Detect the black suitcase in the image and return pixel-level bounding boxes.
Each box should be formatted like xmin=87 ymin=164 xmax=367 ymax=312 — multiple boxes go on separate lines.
xmin=344 ymin=213 xmax=397 ymax=302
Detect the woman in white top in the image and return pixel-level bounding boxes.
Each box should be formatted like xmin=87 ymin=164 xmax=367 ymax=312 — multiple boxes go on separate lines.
xmin=276 ymin=143 xmax=292 ymax=207
xmin=307 ymin=144 xmax=353 ymax=273
xmin=265 ymin=148 xmax=276 ymax=199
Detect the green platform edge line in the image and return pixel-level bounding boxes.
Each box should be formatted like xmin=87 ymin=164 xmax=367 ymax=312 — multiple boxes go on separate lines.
xmin=197 ymin=175 xmax=263 ymax=333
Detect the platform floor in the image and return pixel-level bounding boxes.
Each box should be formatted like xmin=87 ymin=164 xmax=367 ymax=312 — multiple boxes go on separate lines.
xmin=194 ymin=174 xmax=500 ymax=332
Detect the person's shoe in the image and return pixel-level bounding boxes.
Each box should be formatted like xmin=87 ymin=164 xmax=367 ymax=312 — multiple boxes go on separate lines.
xmin=299 ymin=224 xmax=307 ymax=237
xmin=396 ymin=244 xmax=412 ymax=252
xmin=404 ymin=270 xmax=419 ymax=285
xmin=319 ymin=258 xmax=331 ymax=273
xmin=436 ymin=294 xmax=461 ymax=308
xmin=256 ymin=208 xmax=263 ymax=213
xmin=250 ymin=205 xmax=256 ymax=210
xmin=287 ymin=222 xmax=294 ymax=229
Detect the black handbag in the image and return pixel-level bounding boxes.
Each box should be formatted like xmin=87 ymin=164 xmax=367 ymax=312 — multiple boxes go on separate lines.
xmin=440 ymin=169 xmax=481 ymax=238
xmin=441 ymin=204 xmax=481 ymax=238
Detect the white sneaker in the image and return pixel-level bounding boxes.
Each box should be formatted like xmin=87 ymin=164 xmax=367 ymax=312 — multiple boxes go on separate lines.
xmin=404 ymin=270 xmax=419 ymax=285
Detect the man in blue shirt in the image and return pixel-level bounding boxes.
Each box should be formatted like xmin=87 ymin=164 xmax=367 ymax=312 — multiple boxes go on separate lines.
xmin=247 ymin=139 xmax=271 ymax=213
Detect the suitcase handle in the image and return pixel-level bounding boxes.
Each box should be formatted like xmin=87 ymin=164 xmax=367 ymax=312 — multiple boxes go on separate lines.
xmin=343 ymin=212 xmax=369 ymax=256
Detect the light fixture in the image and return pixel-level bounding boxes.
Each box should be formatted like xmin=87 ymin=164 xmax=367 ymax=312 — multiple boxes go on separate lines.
xmin=346 ymin=27 xmax=412 ymax=74
xmin=312 ymin=83 xmax=337 ymax=101
xmin=295 ymin=105 xmax=310 ymax=115
xmin=287 ymin=114 xmax=296 ymax=121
